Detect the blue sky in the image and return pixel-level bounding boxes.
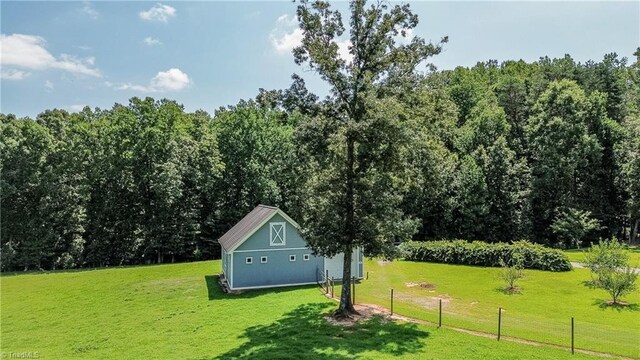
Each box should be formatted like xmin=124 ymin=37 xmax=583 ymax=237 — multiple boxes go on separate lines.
xmin=1 ymin=1 xmax=638 ymax=118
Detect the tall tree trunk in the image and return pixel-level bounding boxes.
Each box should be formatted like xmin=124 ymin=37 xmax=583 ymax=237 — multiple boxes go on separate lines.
xmin=631 ymin=218 xmax=639 ymax=245
xmin=336 ymin=135 xmax=358 ymax=318
xmin=336 ymin=247 xmax=356 ymax=317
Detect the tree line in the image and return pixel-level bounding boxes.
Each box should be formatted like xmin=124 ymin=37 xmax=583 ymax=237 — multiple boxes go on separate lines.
xmin=1 ymin=50 xmax=639 ymax=272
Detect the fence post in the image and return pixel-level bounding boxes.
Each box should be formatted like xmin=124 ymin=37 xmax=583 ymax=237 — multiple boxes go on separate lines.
xmin=497 ymin=307 xmax=502 ymax=341
xmin=571 ymin=317 xmax=575 ymax=354
xmin=391 ymin=288 xmax=394 ymax=316
xmin=331 ymin=277 xmax=334 ymax=298
xmin=325 ymin=270 xmax=329 ymax=294
xmin=438 ymin=299 xmax=442 ymax=328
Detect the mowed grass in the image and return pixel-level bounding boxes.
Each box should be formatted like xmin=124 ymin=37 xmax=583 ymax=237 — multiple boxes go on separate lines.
xmin=0 ymin=261 xmax=603 ymax=360
xmin=354 ymin=259 xmax=640 ymax=358
xmin=564 ymin=247 xmax=640 ymax=267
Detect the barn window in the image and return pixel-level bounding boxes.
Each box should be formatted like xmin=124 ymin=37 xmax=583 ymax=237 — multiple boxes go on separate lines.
xmin=261 ymin=256 xmax=268 ymax=264
xmin=245 ymin=257 xmax=253 ymax=264
xmin=270 ymin=222 xmax=286 ymax=246
xmin=289 ymin=255 xmax=296 ymax=262
xmin=303 ymin=254 xmax=310 ymax=261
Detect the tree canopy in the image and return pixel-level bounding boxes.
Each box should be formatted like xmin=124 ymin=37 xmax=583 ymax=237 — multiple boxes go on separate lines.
xmin=1 ymin=1 xmax=638 ymax=289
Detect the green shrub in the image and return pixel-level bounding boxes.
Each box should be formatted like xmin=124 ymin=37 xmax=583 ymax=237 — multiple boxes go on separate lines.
xmin=399 ymin=240 xmax=572 ymax=272
xmin=584 ymin=238 xmax=638 ymax=304
xmin=499 ymin=252 xmax=525 ymax=292
xmin=583 ymin=238 xmax=628 ymax=277
xmin=596 ymin=266 xmax=638 ymax=304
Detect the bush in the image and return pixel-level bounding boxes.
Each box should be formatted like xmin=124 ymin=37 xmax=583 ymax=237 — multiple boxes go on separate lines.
xmin=583 ymin=238 xmax=628 ymax=277
xmin=584 ymin=238 xmax=638 ymax=304
xmin=596 ymin=266 xmax=638 ymax=304
xmin=399 ymin=240 xmax=572 ymax=272
xmin=499 ymin=253 xmax=525 ymax=292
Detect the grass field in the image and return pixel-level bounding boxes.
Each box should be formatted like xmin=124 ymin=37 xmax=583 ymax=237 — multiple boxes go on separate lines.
xmin=0 ymin=261 xmax=607 ymax=359
xmin=564 ymin=247 xmax=640 ymax=267
xmin=354 ymin=259 xmax=640 ymax=358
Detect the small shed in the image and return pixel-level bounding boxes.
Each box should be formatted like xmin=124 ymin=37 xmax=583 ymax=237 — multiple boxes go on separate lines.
xmin=218 ymin=205 xmax=363 ymax=291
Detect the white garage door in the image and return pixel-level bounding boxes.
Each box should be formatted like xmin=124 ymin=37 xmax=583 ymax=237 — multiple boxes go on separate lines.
xmin=325 ymin=249 xmax=360 ymax=280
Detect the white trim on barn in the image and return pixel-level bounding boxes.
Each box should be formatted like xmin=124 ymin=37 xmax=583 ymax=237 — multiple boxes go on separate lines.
xmin=229 ymin=281 xmax=318 ymax=291
xmin=269 ymin=222 xmax=286 ymax=246
xmin=230 ymin=252 xmax=234 ymax=289
xmin=233 ymin=247 xmax=309 ymax=253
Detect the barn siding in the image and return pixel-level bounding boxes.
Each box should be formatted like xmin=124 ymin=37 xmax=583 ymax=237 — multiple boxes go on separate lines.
xmin=230 ymin=213 xmax=323 ymax=289
xmin=232 ymin=249 xmax=323 ymax=289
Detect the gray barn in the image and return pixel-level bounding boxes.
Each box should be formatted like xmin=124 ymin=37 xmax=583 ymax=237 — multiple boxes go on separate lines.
xmin=219 ymin=205 xmax=364 ymax=291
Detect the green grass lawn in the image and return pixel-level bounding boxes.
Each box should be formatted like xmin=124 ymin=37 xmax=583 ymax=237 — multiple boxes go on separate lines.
xmin=564 ymin=247 xmax=640 ymax=267
xmin=354 ymin=259 xmax=640 ymax=358
xmin=1 ymin=261 xmax=605 ymax=359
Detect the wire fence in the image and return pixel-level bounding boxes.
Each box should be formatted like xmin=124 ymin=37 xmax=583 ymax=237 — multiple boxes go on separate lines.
xmin=319 ymin=275 xmax=639 ymax=359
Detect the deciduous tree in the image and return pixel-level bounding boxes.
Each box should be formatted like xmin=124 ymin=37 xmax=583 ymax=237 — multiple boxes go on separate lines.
xmin=293 ymin=0 xmax=446 ymax=316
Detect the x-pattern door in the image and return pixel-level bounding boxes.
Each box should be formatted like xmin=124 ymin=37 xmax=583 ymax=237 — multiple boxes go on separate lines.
xmin=270 ymin=223 xmax=285 ymax=245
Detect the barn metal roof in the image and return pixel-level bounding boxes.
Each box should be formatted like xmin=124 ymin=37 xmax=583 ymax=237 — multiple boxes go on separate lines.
xmin=218 ymin=205 xmax=299 ymax=252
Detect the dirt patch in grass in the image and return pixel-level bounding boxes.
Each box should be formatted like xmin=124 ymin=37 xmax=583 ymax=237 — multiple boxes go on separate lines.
xmin=604 ymin=300 xmax=632 ymax=307
xmin=324 ymin=303 xmax=422 ymax=327
xmin=377 ymin=260 xmax=392 ymax=266
xmin=405 ymin=282 xmax=436 ymax=290
xmin=395 ymin=292 xmax=452 ymax=310
xmin=324 ymin=304 xmax=392 ymax=326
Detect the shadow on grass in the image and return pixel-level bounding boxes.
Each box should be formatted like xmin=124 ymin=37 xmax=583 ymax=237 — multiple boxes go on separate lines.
xmin=494 ymin=287 xmax=523 ymax=295
xmin=213 ymin=302 xmax=428 ymax=359
xmin=205 ymin=275 xmax=322 ymax=301
xmin=591 ymin=299 xmax=640 ymax=312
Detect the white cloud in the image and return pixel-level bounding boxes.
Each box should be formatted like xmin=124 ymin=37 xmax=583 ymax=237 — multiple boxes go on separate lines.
xmin=270 ymin=14 xmax=303 ymax=54
xmin=144 ymin=37 xmax=162 ymax=46
xmin=150 ymin=68 xmax=190 ymax=91
xmin=54 ymin=54 xmax=100 ymax=76
xmin=0 ymin=34 xmax=101 ymax=77
xmin=1 ymin=34 xmax=56 ymax=69
xmin=1 ymin=68 xmax=30 ymax=80
xmin=45 ymin=80 xmax=54 ymax=91
xmin=337 ymin=40 xmax=353 ymax=63
xmin=112 ymin=68 xmax=190 ymax=93
xmin=81 ymin=2 xmax=99 ymax=20
xmin=270 ymin=14 xmax=352 ymax=63
xmin=68 ymin=104 xmax=87 ymax=112
xmin=139 ymin=3 xmax=176 ymax=23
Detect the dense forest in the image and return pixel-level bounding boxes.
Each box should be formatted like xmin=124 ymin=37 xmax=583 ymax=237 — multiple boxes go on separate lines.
xmin=1 ymin=51 xmax=639 ymax=271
